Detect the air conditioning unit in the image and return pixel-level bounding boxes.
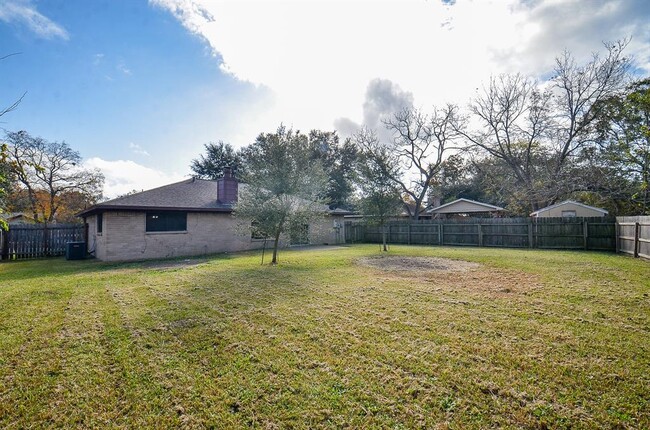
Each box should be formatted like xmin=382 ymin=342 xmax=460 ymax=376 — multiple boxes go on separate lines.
xmin=65 ymin=242 xmax=86 ymax=260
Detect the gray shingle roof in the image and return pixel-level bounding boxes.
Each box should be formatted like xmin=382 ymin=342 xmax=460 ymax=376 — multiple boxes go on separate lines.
xmin=77 ymin=178 xmax=233 ymax=216
xmin=77 ymin=178 xmax=351 ymax=217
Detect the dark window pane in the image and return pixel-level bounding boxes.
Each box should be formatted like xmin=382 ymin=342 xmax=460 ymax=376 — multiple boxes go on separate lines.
xmin=97 ymin=213 xmax=103 ymax=233
xmin=146 ymin=211 xmax=187 ymax=232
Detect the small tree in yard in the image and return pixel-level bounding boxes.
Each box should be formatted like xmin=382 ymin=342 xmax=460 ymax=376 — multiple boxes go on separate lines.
xmin=234 ymin=126 xmax=328 ymax=265
xmin=355 ymin=128 xmax=403 ymax=251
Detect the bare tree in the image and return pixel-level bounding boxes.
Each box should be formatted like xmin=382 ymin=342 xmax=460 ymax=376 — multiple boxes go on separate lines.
xmin=5 ymin=131 xmax=104 ymax=223
xmin=551 ymin=40 xmax=631 ymax=167
xmin=357 ymin=105 xmax=463 ymax=220
xmin=458 ymin=40 xmax=631 ymax=211
xmin=0 ymin=53 xmax=26 ymax=119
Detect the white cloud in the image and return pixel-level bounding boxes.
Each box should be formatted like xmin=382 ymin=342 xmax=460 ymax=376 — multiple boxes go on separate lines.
xmin=117 ymin=61 xmax=132 ymax=76
xmin=150 ymin=0 xmax=650 ymax=143
xmin=93 ymin=53 xmax=105 ymax=66
xmin=128 ymin=142 xmax=149 ymax=156
xmin=0 ymin=0 xmax=69 ymax=40
xmin=84 ymin=157 xmax=186 ymax=199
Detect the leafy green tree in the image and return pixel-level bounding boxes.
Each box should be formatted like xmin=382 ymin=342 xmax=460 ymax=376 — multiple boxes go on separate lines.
xmin=234 ymin=126 xmax=328 ymax=265
xmin=595 ymin=78 xmax=650 ymax=214
xmin=306 ymin=130 xmax=358 ymax=210
xmin=190 ymin=141 xmax=244 ymax=179
xmin=355 ymin=128 xmax=403 ymax=251
xmin=0 ymin=53 xmax=26 ymax=231
xmin=0 ymin=143 xmax=11 ymax=231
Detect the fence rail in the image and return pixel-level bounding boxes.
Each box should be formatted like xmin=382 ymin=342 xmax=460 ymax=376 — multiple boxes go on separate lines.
xmin=0 ymin=224 xmax=85 ymax=260
xmin=345 ymin=217 xmax=617 ymax=252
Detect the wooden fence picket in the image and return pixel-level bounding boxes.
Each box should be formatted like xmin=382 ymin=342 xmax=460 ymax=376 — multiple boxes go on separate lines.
xmin=345 ymin=217 xmax=617 ymax=252
xmin=0 ymin=224 xmax=85 ymax=260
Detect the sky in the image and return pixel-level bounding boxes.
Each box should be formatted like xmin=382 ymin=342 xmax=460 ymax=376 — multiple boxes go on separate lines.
xmin=1 ymin=0 xmax=649 ymax=198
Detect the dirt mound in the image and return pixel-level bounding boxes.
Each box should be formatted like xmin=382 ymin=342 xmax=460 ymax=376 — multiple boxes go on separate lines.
xmin=357 ymin=256 xmax=479 ymax=272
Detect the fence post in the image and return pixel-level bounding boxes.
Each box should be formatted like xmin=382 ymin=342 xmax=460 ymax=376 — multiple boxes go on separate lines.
xmin=583 ymin=220 xmax=588 ymax=250
xmin=407 ymin=223 xmax=411 ymax=245
xmin=615 ymin=222 xmax=620 ymax=253
xmin=1 ymin=229 xmax=8 ymax=260
xmin=528 ymin=220 xmax=533 ymax=248
xmin=477 ymin=224 xmax=483 ymax=247
xmin=439 ymin=223 xmax=444 ymax=246
xmin=634 ymin=222 xmax=640 ymax=258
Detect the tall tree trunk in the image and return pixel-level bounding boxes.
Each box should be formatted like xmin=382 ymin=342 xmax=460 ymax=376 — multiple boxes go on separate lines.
xmin=382 ymin=223 xmax=388 ymax=252
xmin=271 ymin=231 xmax=281 ymax=265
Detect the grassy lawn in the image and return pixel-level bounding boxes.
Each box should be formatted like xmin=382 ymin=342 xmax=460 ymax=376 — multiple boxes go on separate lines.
xmin=0 ymin=245 xmax=648 ymax=429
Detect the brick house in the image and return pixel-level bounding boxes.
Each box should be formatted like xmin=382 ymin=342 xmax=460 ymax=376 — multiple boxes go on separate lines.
xmin=77 ymin=170 xmax=348 ymax=261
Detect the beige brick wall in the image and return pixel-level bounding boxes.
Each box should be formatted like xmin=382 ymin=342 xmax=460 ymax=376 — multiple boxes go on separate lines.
xmin=308 ymin=215 xmax=345 ymax=245
xmin=87 ymin=211 xmax=345 ymax=262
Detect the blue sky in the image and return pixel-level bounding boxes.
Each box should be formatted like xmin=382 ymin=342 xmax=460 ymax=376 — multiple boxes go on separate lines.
xmin=2 ymin=0 xmax=650 ymax=197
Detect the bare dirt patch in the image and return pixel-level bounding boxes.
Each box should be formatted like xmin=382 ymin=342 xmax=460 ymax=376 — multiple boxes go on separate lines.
xmin=357 ymin=256 xmax=542 ymax=296
xmin=357 ymin=256 xmax=479 ymax=272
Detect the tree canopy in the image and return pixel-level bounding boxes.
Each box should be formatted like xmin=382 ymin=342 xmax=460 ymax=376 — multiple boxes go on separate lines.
xmin=355 ymin=129 xmax=403 ymax=251
xmin=234 ymin=126 xmax=328 ymax=264
xmin=4 ymin=131 xmax=104 ymax=223
xmin=190 ymin=141 xmax=245 ymax=180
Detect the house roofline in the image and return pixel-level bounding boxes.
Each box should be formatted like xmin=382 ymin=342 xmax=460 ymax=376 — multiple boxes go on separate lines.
xmin=77 ymin=205 xmax=351 ymax=218
xmin=529 ymin=200 xmax=609 ymax=216
xmin=76 ymin=205 xmax=234 ymax=218
xmin=427 ymin=198 xmax=505 ymax=213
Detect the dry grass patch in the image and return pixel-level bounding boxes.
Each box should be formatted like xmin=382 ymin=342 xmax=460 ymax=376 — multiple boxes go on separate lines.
xmin=357 ymin=255 xmax=479 ymax=272
xmin=359 ymin=255 xmax=541 ymax=296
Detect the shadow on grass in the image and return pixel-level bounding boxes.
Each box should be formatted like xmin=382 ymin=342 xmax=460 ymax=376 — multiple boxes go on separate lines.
xmin=0 ymin=244 xmax=350 ymax=283
xmin=0 ymin=251 xmax=241 ymax=283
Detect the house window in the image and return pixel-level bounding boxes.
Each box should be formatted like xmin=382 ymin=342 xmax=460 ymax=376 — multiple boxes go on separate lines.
xmin=97 ymin=213 xmax=103 ymax=234
xmin=146 ymin=211 xmax=187 ymax=232
xmin=561 ymin=210 xmax=577 ymax=218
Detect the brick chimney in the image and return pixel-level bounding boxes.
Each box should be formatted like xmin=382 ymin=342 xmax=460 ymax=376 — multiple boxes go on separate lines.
xmin=217 ymin=167 xmax=238 ymax=205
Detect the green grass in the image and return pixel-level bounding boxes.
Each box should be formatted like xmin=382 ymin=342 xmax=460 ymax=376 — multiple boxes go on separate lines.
xmin=0 ymin=245 xmax=648 ymax=429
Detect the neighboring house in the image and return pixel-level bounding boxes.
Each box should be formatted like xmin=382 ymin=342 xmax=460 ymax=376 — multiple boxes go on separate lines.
xmin=77 ymin=171 xmax=349 ymax=261
xmin=0 ymin=212 xmax=36 ymax=224
xmin=530 ymin=200 xmax=608 ymax=218
xmin=426 ymin=198 xmax=506 ymax=218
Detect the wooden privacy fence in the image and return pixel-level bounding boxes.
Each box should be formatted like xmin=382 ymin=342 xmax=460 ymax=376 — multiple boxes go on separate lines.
xmin=0 ymin=224 xmax=85 ymax=260
xmin=616 ymin=216 xmax=650 ymax=259
xmin=345 ymin=217 xmax=616 ymax=251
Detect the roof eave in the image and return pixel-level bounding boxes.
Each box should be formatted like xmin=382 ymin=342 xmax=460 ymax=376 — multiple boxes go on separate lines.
xmin=76 ymin=205 xmax=234 ymax=218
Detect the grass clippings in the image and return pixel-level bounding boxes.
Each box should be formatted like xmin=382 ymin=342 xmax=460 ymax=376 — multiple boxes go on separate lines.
xmin=0 ymin=245 xmax=648 ymax=429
